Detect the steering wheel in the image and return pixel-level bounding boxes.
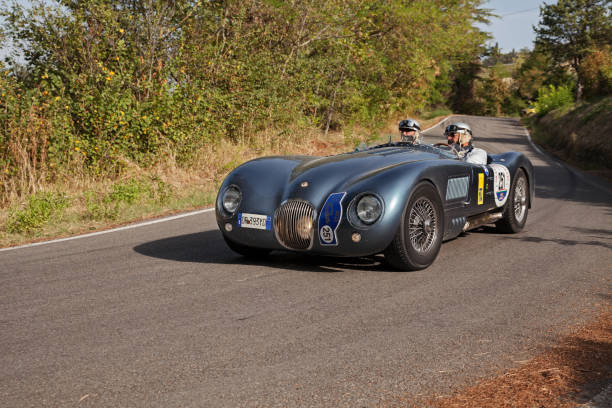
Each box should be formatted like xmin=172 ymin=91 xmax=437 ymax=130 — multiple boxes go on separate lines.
xmin=433 ymin=142 xmax=460 ymax=156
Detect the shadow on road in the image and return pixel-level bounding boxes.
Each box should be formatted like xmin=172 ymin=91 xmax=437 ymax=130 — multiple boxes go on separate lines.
xmin=470 ymin=225 xmax=612 ymax=250
xmin=132 ymin=229 xmax=394 ymax=272
xmin=533 ymin=163 xmax=612 ymax=207
xmin=500 ymin=234 xmax=612 ymax=251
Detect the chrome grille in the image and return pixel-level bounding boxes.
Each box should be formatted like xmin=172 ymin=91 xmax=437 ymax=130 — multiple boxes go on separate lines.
xmin=274 ymin=200 xmax=315 ymax=250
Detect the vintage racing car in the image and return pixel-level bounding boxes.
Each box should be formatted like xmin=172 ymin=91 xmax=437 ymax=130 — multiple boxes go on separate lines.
xmin=215 ymin=142 xmax=534 ymax=270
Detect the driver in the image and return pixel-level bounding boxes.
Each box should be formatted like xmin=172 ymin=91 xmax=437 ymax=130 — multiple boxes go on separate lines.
xmin=444 ymin=122 xmax=487 ymax=164
xmin=398 ymin=119 xmax=421 ymax=144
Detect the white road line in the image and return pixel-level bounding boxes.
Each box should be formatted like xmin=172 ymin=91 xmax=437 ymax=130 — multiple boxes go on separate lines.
xmin=0 ymin=208 xmax=215 ymax=252
xmin=522 ymin=127 xmax=546 ymax=156
xmin=422 ymin=116 xmax=451 ymax=133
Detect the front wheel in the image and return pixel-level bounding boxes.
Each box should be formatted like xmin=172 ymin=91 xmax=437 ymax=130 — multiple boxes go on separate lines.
xmin=384 ymin=183 xmax=444 ymax=271
xmin=223 ymin=236 xmax=271 ymax=258
xmin=496 ymin=168 xmax=529 ymax=233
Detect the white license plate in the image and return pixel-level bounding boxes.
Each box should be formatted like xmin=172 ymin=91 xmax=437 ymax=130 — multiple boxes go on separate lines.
xmin=238 ymin=213 xmax=271 ymax=230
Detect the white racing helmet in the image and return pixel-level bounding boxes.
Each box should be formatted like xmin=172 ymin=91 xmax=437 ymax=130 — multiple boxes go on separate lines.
xmin=445 ymin=122 xmax=472 ymax=145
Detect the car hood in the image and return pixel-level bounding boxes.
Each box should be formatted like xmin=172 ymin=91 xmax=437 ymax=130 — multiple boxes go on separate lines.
xmin=276 ymin=146 xmax=442 ymax=201
xmin=221 ymin=145 xmax=447 ymax=215
xmin=291 ymin=146 xmax=440 ymax=181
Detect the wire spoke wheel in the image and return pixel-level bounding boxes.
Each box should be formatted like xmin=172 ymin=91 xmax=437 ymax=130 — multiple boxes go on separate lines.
xmin=513 ymin=176 xmax=527 ymax=223
xmin=384 ymin=183 xmax=443 ymax=271
xmin=496 ymin=168 xmax=529 ymax=233
xmin=408 ymin=197 xmax=438 ymax=254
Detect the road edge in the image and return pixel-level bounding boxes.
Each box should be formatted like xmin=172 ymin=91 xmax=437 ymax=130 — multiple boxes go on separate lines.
xmin=0 ymin=207 xmax=214 ymax=252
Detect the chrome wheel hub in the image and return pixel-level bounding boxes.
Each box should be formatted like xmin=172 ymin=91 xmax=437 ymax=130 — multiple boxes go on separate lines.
xmin=423 ymin=219 xmax=433 ymax=234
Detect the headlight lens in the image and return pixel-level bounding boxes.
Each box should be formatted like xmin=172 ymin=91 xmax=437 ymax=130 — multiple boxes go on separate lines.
xmin=222 ymin=186 xmax=242 ymax=214
xmin=295 ymin=216 xmax=313 ymax=240
xmin=356 ymin=195 xmax=382 ymax=224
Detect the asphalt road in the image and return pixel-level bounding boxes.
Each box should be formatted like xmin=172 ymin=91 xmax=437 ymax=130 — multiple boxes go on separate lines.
xmin=1 ymin=116 xmax=611 ymax=407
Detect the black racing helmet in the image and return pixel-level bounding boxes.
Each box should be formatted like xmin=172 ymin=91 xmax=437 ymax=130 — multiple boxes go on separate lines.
xmin=399 ymin=119 xmax=421 ymax=132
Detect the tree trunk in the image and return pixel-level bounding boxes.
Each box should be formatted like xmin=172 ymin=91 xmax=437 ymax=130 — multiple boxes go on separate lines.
xmin=573 ymin=58 xmax=584 ymax=101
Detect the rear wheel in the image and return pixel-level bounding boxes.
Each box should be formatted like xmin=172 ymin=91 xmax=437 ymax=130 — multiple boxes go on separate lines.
xmin=384 ymin=183 xmax=444 ymax=271
xmin=496 ymin=168 xmax=529 ymax=233
xmin=223 ymin=236 xmax=271 ymax=258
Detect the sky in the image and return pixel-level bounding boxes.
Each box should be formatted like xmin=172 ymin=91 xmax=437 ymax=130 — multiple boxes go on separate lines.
xmin=477 ymin=0 xmax=550 ymax=52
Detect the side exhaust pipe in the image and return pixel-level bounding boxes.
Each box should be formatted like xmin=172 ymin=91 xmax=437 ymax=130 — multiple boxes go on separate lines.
xmin=463 ymin=212 xmax=503 ymax=232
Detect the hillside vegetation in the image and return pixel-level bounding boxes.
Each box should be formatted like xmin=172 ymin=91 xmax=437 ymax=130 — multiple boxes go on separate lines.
xmin=0 ymin=0 xmax=489 ymax=200
xmin=526 ymin=96 xmax=612 ymax=176
xmin=0 ymin=0 xmax=488 ymax=243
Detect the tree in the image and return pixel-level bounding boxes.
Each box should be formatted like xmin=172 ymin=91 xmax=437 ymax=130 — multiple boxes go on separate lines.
xmin=534 ymin=0 xmax=611 ymax=100
xmin=514 ymin=45 xmax=575 ymax=101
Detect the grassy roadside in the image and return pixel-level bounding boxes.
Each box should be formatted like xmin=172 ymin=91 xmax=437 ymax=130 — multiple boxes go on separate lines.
xmin=0 ymin=112 xmax=450 ymax=248
xmin=522 ymin=95 xmax=612 ymax=180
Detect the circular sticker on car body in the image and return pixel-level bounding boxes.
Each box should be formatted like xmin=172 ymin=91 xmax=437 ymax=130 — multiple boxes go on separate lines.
xmin=320 ymin=225 xmax=334 ymax=244
xmin=490 ymin=163 xmax=511 ymax=207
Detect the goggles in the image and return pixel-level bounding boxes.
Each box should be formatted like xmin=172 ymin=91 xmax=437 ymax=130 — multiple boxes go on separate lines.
xmin=445 ymin=125 xmax=471 ymax=135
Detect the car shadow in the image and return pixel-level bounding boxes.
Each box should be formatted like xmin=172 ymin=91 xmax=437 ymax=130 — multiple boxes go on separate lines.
xmin=132 ymin=229 xmax=395 ymax=272
xmin=463 ymin=225 xmax=612 ymax=251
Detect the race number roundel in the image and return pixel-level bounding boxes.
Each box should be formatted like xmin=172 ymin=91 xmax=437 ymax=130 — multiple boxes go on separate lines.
xmin=320 ymin=225 xmax=334 ymax=244
xmin=490 ymin=163 xmax=511 ymax=207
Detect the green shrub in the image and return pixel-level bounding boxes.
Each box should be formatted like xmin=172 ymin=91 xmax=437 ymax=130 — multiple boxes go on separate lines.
xmin=84 ymin=177 xmax=173 ymax=221
xmin=109 ymin=179 xmax=149 ymax=205
xmin=534 ymin=85 xmax=574 ymax=116
xmin=149 ymin=176 xmax=172 ymax=205
xmin=6 ymin=192 xmax=68 ymax=234
xmin=84 ymin=191 xmax=119 ymax=221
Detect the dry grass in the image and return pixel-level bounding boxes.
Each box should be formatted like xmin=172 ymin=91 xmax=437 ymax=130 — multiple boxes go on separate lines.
xmin=425 ymin=306 xmax=612 ymax=408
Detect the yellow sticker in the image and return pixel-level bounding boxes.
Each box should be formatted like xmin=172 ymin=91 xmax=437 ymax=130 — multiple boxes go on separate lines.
xmin=477 ymin=173 xmax=484 ymax=205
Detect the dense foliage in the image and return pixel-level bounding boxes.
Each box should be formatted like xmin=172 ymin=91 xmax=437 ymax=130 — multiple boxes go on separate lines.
xmin=532 ymin=84 xmax=575 ymax=115
xmin=476 ymin=0 xmax=611 ymax=117
xmin=534 ymin=0 xmax=611 ymax=99
xmin=0 ymin=0 xmax=491 ymax=202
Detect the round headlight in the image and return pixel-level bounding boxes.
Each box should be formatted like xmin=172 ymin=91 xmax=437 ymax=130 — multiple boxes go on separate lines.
xmin=222 ymin=186 xmax=242 ymax=214
xmin=356 ymin=195 xmax=382 ymax=224
xmin=295 ymin=216 xmax=313 ymax=240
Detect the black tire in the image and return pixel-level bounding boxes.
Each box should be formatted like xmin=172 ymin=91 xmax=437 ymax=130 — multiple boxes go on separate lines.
xmin=496 ymin=168 xmax=529 ymax=233
xmin=223 ymin=236 xmax=271 ymax=258
xmin=384 ymin=183 xmax=444 ymax=271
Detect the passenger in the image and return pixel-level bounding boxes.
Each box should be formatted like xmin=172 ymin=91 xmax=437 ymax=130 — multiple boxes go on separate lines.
xmin=443 ymin=122 xmax=487 ymax=164
xmin=398 ymin=119 xmax=421 ymax=144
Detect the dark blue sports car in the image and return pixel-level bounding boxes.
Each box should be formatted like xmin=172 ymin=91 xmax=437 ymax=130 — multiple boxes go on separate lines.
xmin=215 ymin=142 xmax=534 ymax=270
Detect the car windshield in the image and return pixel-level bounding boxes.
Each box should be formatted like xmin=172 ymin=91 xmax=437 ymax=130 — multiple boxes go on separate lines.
xmin=363 ymin=141 xmax=459 ymax=159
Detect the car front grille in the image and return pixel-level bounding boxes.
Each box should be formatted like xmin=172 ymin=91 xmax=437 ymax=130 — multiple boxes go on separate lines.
xmin=274 ymin=200 xmax=315 ymax=250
